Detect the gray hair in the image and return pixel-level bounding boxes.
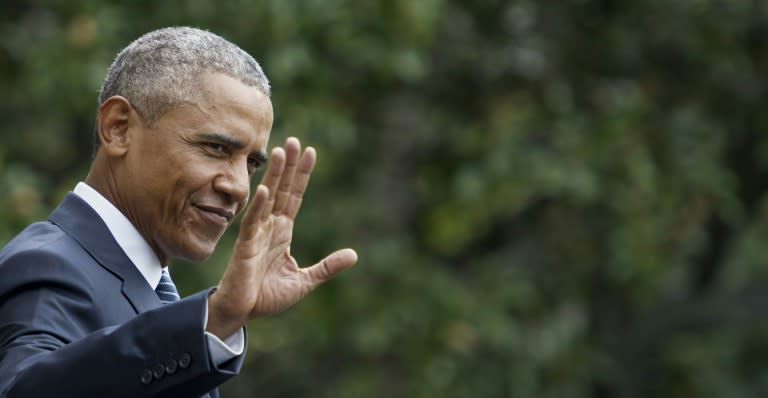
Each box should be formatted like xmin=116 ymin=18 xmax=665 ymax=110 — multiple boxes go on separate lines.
xmin=97 ymin=27 xmax=270 ymax=135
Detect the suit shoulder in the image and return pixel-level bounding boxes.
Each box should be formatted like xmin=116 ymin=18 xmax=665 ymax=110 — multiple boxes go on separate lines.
xmin=0 ymin=221 xmax=85 ymax=273
xmin=1 ymin=220 xmax=71 ymax=253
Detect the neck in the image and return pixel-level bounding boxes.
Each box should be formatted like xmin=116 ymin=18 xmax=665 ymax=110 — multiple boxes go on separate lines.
xmin=84 ymin=155 xmax=169 ymax=265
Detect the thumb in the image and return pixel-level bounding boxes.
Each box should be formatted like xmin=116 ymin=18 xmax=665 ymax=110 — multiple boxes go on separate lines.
xmin=306 ymin=248 xmax=358 ymax=284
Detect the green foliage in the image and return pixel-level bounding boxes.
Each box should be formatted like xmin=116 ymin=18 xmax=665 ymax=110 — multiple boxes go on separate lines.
xmin=4 ymin=0 xmax=768 ymax=396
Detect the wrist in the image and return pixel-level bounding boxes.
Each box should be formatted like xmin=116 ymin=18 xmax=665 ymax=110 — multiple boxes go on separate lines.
xmin=205 ymin=289 xmax=247 ymax=339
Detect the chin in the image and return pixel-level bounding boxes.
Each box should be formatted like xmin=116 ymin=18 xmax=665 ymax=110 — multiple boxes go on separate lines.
xmin=181 ymin=251 xmax=215 ymax=263
xmin=164 ymin=227 xmax=226 ymax=262
xmin=173 ymin=240 xmax=220 ymax=263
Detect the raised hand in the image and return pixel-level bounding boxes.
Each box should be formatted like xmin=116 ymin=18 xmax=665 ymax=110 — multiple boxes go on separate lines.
xmin=206 ymin=137 xmax=358 ymax=339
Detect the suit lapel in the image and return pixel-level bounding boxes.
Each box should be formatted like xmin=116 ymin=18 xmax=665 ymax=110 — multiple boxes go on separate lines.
xmin=48 ymin=193 xmax=161 ymax=314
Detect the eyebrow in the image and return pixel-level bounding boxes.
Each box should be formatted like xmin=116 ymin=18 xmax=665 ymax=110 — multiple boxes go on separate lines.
xmin=198 ymin=132 xmax=268 ymax=164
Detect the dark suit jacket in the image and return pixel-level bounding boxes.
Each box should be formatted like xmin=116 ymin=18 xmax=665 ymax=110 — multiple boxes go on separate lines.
xmin=0 ymin=193 xmax=244 ymax=397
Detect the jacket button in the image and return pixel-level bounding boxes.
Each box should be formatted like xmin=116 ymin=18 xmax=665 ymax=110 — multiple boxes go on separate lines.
xmin=178 ymin=353 xmax=192 ymax=369
xmin=152 ymin=363 xmax=165 ymax=379
xmin=140 ymin=369 xmax=153 ymax=385
xmin=165 ymin=359 xmax=178 ymax=375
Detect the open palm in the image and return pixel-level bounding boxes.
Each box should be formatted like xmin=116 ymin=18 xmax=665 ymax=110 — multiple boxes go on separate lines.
xmin=207 ymin=137 xmax=357 ymax=338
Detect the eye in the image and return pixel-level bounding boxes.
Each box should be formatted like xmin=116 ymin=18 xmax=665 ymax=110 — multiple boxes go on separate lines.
xmin=206 ymin=143 xmax=227 ymax=152
xmin=247 ymin=157 xmax=262 ymax=174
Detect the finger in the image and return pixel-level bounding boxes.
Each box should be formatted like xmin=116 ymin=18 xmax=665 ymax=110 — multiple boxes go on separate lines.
xmin=259 ymin=147 xmax=286 ymax=221
xmin=305 ymin=248 xmax=358 ymax=285
xmin=285 ymin=146 xmax=316 ymax=220
xmin=273 ymin=137 xmax=301 ymax=214
xmin=238 ymin=184 xmax=269 ymax=240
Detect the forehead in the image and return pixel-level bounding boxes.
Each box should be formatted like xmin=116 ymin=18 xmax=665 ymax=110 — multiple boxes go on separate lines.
xmin=199 ymin=72 xmax=273 ymax=122
xmin=197 ymin=72 xmax=272 ymax=113
xmin=163 ymin=72 xmax=273 ymax=148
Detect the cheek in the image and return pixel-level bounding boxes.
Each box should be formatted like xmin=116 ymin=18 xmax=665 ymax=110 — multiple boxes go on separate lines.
xmin=151 ymin=171 xmax=202 ymax=219
xmin=179 ymin=163 xmax=222 ymax=200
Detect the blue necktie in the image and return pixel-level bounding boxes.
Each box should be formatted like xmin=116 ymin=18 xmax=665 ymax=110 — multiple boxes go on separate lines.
xmin=155 ymin=269 xmax=180 ymax=304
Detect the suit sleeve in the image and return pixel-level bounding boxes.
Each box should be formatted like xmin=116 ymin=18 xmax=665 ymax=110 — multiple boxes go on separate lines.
xmin=0 ymin=249 xmax=244 ymax=398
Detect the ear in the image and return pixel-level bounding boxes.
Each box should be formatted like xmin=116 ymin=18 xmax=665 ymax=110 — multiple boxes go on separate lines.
xmin=96 ymin=96 xmax=137 ymax=157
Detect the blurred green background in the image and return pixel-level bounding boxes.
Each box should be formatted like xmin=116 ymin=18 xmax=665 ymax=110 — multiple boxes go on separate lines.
xmin=4 ymin=0 xmax=768 ymax=397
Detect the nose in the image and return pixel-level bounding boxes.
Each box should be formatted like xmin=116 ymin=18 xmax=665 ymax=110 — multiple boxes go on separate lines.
xmin=213 ymin=160 xmax=250 ymax=206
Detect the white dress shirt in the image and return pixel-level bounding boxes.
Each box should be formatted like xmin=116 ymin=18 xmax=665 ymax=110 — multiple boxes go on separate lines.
xmin=73 ymin=182 xmax=244 ymax=365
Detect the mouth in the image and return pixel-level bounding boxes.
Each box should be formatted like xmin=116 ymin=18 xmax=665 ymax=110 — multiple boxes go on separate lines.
xmin=193 ymin=204 xmax=235 ymax=226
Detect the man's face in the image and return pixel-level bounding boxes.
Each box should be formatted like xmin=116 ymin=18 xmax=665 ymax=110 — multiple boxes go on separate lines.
xmin=119 ymin=72 xmax=273 ymax=263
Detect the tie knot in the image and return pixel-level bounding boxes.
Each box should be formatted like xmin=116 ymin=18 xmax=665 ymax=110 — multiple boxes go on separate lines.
xmin=155 ymin=269 xmax=180 ymax=304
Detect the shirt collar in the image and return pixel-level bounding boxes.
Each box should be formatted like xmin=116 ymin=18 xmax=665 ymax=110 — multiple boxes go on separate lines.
xmin=73 ymin=182 xmax=164 ymax=289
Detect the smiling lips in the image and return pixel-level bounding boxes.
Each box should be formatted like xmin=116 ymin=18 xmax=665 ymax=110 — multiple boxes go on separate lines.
xmin=193 ymin=204 xmax=235 ymax=226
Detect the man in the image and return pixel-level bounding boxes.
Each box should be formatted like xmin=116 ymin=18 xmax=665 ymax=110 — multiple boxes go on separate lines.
xmin=0 ymin=27 xmax=357 ymax=397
